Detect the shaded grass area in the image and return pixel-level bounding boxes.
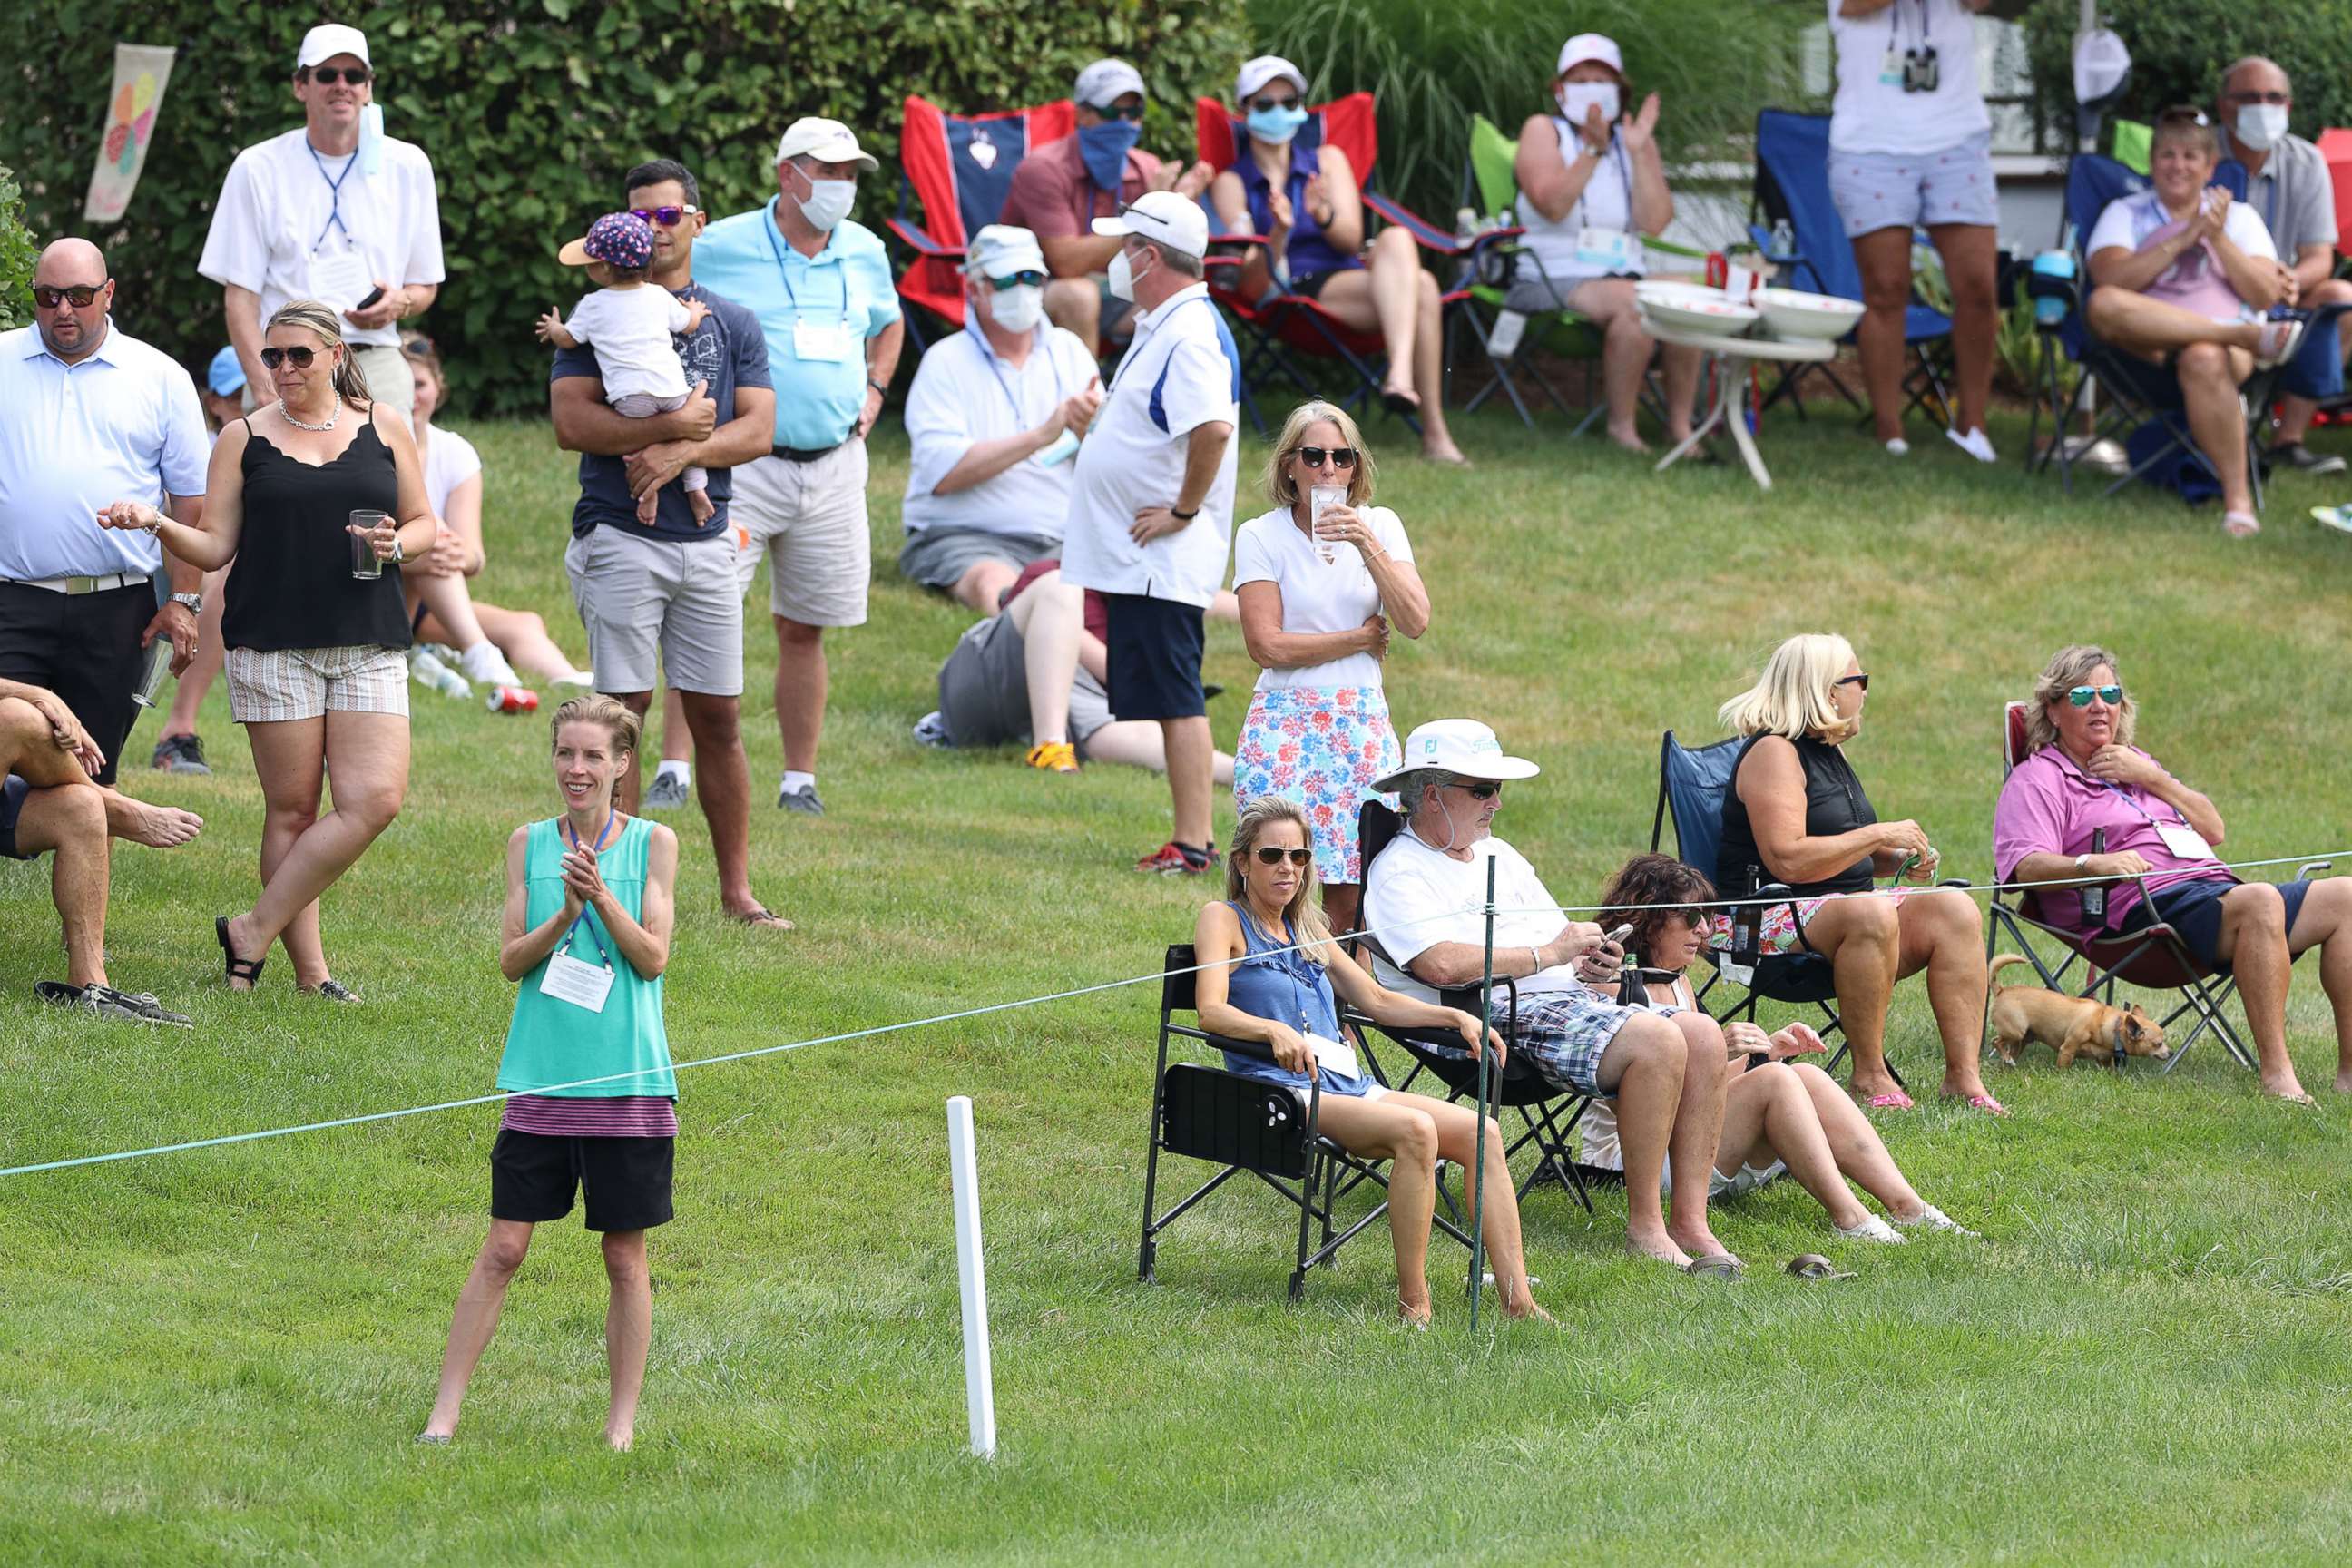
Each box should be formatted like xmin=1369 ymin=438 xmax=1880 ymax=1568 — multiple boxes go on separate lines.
xmin=4 ymin=400 xmax=2351 ymax=1564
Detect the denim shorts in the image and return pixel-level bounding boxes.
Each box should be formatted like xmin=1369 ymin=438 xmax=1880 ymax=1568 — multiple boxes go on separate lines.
xmin=1828 ymin=131 xmax=1996 ymax=238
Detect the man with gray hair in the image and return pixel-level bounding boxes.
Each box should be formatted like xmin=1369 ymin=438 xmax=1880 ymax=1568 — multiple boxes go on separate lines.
xmin=2216 ymin=55 xmax=2352 ymax=474
xmin=1362 ymin=719 xmax=1740 ymax=1274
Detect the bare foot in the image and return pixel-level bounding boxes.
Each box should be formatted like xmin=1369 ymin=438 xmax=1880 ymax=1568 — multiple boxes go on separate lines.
xmin=1398 ymin=1300 xmax=1433 ymax=1328
xmin=1500 ymin=1294 xmax=1556 ymax=1324
xmin=2260 ymin=1074 xmax=2317 ymax=1104
xmin=724 ymin=900 xmax=794 ymax=931
xmin=2335 ymin=1071 xmax=2352 ymax=1094
xmin=1850 ymin=1068 xmax=1906 ymax=1101
xmin=1667 ymin=1223 xmax=1738 ymax=1268
xmin=1624 ymin=1232 xmax=1693 ymax=1270
xmin=1606 ymin=426 xmax=1651 ymax=456
xmin=1420 ymin=437 xmax=1469 ymax=465
xmin=122 ymin=799 xmax=203 ymax=848
xmin=687 ymin=489 xmax=715 ymax=525
xmin=604 ymin=1427 xmax=634 ymax=1452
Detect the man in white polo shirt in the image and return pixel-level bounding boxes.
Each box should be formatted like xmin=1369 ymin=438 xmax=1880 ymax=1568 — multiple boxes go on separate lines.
xmin=1060 ymin=191 xmax=1240 ymax=874
xmin=200 ymin=22 xmax=444 ymax=414
xmin=0 ymin=239 xmax=209 ymax=791
xmin=898 ymin=224 xmax=1103 ymax=614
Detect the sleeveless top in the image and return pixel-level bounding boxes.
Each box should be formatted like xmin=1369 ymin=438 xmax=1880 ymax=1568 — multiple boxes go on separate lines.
xmin=1218 ymin=902 xmax=1376 ymax=1094
xmin=497 ymin=816 xmax=676 ymax=1104
xmin=1240 ymin=142 xmax=1358 ymax=283
xmin=1715 ymin=732 xmax=1877 ymax=897
xmin=222 ymin=414 xmax=412 ymax=653
xmin=1514 ymin=121 xmax=1643 ymax=286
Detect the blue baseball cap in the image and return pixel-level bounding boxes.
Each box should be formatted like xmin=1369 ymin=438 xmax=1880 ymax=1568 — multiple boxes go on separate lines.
xmin=207 ymin=345 xmax=246 ymax=397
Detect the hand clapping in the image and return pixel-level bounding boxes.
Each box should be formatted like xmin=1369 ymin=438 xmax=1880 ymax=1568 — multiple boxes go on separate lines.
xmin=560 ymin=843 xmax=605 ymax=912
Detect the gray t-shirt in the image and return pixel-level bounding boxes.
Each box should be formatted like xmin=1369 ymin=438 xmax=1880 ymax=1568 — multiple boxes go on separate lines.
xmin=2239 ymin=133 xmax=2338 ymax=258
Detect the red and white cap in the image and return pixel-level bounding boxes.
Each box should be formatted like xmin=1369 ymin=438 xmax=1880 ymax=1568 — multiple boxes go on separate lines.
xmin=1556 ymin=33 xmax=1624 ymax=79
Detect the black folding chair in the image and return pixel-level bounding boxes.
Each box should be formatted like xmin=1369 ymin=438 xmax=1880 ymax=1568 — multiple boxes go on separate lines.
xmin=1139 ymin=944 xmax=1465 ymax=1302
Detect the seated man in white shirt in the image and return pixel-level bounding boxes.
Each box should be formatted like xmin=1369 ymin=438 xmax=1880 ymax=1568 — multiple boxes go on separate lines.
xmin=899 ymin=225 xmax=1103 ymax=613
xmin=1361 ymin=719 xmax=1737 ymax=1273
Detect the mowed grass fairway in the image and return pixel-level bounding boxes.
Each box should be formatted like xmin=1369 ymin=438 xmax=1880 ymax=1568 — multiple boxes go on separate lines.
xmin=5 ymin=400 xmax=2352 ymax=1564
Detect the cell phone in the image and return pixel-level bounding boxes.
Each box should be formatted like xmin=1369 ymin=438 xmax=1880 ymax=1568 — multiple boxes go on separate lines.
xmin=353 ymin=284 xmax=385 ymax=312
xmin=1602 ymin=923 xmax=1633 ymax=945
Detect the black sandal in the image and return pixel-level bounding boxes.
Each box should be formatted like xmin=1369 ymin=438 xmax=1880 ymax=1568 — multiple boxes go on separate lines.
xmin=215 ymin=916 xmax=265 ymax=987
xmin=302 ymin=979 xmax=362 ymax=1003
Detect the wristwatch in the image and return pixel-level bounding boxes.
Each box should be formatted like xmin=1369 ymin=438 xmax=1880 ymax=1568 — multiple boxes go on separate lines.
xmin=170 ymin=592 xmax=202 ymax=613
xmin=389 ymin=538 xmax=407 ymax=565
xmin=867 ymin=377 xmax=889 ymax=396
xmin=2074 ymin=853 xmax=2092 ymax=872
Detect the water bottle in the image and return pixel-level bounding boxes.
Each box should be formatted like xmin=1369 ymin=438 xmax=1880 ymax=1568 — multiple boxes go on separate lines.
xmin=2081 ymin=828 xmax=2108 ymax=925
xmin=485 ymin=685 xmax=541 ymax=715
xmin=1769 ymin=218 xmax=1795 ymax=260
xmin=1455 ymin=207 xmax=1479 ymax=247
xmin=2030 ymin=249 xmax=2076 ymax=328
xmin=407 ymin=645 xmax=472 ymax=699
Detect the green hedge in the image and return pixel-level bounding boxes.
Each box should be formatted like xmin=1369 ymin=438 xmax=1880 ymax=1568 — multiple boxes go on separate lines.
xmin=0 ymin=164 xmax=33 ymax=331
xmin=0 ymin=2 xmax=1249 ymax=413
xmin=1246 ymin=0 xmax=1820 ymax=225
xmin=2019 ymin=0 xmax=2352 ymax=149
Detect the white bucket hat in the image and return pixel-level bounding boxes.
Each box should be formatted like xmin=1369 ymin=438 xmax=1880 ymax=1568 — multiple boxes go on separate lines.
xmin=1371 ymin=719 xmax=1542 ymax=795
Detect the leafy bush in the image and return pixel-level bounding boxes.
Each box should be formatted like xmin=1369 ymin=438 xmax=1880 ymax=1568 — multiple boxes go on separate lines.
xmin=1245 ymin=0 xmax=1820 ymax=223
xmin=2018 ymin=0 xmax=2352 ymax=143
xmin=0 ymin=164 xmax=33 ymax=330
xmin=0 ymin=1 xmax=1249 ymax=413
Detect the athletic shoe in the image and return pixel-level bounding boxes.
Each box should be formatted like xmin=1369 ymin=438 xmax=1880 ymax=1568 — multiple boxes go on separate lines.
xmin=912 ymin=710 xmax=953 ymax=749
xmin=150 ymin=732 xmax=211 ymax=775
xmin=1890 ymin=1203 xmax=1977 ymax=1238
xmin=778 ymin=782 xmax=825 ymax=815
xmin=2273 ymin=441 xmax=2347 ymax=476
xmin=35 ymin=980 xmax=192 ymax=1027
xmin=1026 ymin=740 xmax=1079 ymax=774
xmin=1136 ymin=842 xmax=1217 ymax=875
xmin=458 ymin=642 xmax=523 ymax=687
xmin=1831 ymin=1214 xmax=1906 ymax=1244
xmin=2312 ymin=505 xmax=2352 ymax=534
xmin=1945 ymin=426 xmax=1997 ymax=464
xmin=1884 ymin=437 xmax=1911 ymax=457
xmin=553 ymin=670 xmax=597 ymax=690
xmin=2255 ymin=317 xmax=2308 ymax=368
xmin=642 ymin=771 xmax=691 ymax=810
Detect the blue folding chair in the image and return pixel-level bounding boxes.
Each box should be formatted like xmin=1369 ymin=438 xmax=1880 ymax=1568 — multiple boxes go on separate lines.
xmin=1749 ymin=109 xmax=1952 ymax=427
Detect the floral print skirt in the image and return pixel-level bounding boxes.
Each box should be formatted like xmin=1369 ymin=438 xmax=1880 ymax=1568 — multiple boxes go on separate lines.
xmin=1233 ymin=684 xmax=1400 ymax=886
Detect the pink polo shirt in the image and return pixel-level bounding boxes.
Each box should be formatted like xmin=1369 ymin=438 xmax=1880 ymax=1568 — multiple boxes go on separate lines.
xmin=999 ymin=133 xmax=1167 ymax=245
xmin=1993 ymin=745 xmax=2233 ymax=933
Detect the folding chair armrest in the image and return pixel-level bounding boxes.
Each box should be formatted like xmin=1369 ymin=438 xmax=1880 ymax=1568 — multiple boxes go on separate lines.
xmin=1165 ymin=1021 xmax=1286 ymax=1066
xmin=1208 ymin=227 xmax=1272 ymax=249
xmin=885 ymin=216 xmax=963 ymax=260
xmin=2295 ymin=860 xmax=2335 ymax=879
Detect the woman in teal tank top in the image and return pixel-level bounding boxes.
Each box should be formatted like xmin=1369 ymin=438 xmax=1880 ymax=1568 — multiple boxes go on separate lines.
xmin=422 ymin=696 xmax=680 ymax=1452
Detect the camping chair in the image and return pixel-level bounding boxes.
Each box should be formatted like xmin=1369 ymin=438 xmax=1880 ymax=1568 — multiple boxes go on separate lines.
xmin=887 ymin=94 xmax=1075 ymax=348
xmin=1982 ymin=705 xmax=2330 ymax=1074
xmin=1749 ymin=108 xmax=1953 ymax=427
xmin=1140 ymin=944 xmax=1467 ymax=1300
xmin=1348 ymin=800 xmax=1601 ymax=1210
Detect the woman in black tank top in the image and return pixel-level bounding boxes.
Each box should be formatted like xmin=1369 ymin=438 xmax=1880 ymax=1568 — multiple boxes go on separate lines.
xmin=1713 ymin=634 xmax=2001 ymax=1115
xmin=105 ymin=300 xmax=437 ymax=999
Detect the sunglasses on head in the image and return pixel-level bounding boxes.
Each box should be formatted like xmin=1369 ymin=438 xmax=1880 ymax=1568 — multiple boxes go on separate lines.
xmin=629 ymin=204 xmax=698 ymax=227
xmin=1093 ymin=101 xmax=1146 ymax=122
xmin=986 ymin=270 xmax=1047 ymax=289
xmin=1249 ymin=94 xmax=1304 ymax=113
xmin=2155 ymin=105 xmax=2210 ymax=127
xmin=1252 ymin=845 xmax=1314 ymax=867
xmin=1295 ymin=445 xmax=1357 ymax=469
xmin=306 ymin=65 xmax=371 ymax=85
xmin=258 ymin=345 xmax=324 ymax=368
xmin=1834 ymin=673 xmax=1870 ymax=691
xmin=2067 ymin=684 xmax=2124 ymax=706
xmin=32 ymin=284 xmax=103 ymax=309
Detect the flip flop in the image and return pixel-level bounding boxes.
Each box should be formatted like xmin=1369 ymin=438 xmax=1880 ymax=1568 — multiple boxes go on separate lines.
xmin=1860 ymin=1090 xmax=1915 ymax=1111
xmin=302 ymin=979 xmax=362 ymax=1003
xmin=1381 ymin=387 xmax=1421 ymax=416
xmin=2221 ymin=510 xmax=2260 ymax=539
xmin=729 ymin=906 xmax=795 ymax=932
xmin=1684 ymin=1253 xmax=1744 ymax=1280
xmin=2313 ymin=505 xmax=2352 ymax=535
xmin=1787 ymin=1253 xmax=1857 ymax=1281
xmin=1946 ymin=1092 xmax=2009 ymax=1117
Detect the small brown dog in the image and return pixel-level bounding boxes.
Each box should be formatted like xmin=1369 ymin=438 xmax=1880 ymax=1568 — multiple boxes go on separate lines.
xmin=1987 ymin=955 xmax=2169 ymax=1068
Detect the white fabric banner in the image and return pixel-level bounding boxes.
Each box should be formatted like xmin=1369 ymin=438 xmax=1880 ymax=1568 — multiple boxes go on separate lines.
xmin=84 ymin=44 xmax=177 ymax=224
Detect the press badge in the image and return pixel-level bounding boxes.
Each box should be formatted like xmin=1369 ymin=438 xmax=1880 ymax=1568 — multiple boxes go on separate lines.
xmin=1574 ymin=227 xmax=1638 ymax=272
xmin=1880 ymin=49 xmax=1905 ymax=86
xmin=541 ymin=946 xmax=614 ymax=1013
xmin=2157 ymin=822 xmax=2215 ymax=861
xmin=792 ymin=317 xmax=855 ymax=362
xmin=1305 ymin=1033 xmax=1362 ymax=1082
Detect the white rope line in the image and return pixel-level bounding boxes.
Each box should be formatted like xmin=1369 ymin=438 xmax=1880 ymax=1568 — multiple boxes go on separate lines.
xmin=0 ymin=904 xmax=1488 ymax=1182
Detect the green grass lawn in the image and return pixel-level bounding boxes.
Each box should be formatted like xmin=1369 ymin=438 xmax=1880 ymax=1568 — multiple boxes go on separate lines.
xmin=5 ymin=397 xmax=2352 ymax=1564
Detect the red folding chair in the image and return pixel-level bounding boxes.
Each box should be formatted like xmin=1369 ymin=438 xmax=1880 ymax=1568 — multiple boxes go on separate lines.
xmin=1984 ymin=701 xmax=2313 ymax=1074
xmin=889 ymin=93 xmax=1075 ymax=347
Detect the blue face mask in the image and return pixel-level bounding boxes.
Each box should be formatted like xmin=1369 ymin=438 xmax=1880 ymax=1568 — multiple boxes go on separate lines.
xmin=1245 ymin=104 xmax=1310 ymax=146
xmin=1076 ymin=119 xmax=1143 ymax=191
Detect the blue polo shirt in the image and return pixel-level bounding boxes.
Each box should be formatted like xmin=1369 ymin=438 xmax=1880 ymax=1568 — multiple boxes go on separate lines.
xmin=693 ymin=201 xmax=900 ymax=451
xmin=0 ymin=321 xmax=209 ymax=580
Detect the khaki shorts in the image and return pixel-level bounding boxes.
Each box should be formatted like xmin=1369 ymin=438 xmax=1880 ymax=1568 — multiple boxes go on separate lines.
xmin=227 ymin=644 xmax=409 ymax=723
xmin=731 ymin=442 xmax=870 ymax=628
xmin=564 ymin=525 xmax=744 ymax=697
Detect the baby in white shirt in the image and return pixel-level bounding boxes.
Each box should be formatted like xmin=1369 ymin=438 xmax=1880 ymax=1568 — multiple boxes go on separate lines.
xmin=535 ymin=211 xmax=712 ymax=525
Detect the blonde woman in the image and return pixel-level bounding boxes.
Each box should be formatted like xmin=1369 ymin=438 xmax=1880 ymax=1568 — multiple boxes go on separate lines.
xmin=1713 ymin=633 xmax=1998 ymax=1113
xmin=103 ymin=299 xmax=435 ymax=998
xmin=1230 ymin=400 xmax=1428 ymax=934
xmin=1191 ymin=797 xmax=1546 ymax=1326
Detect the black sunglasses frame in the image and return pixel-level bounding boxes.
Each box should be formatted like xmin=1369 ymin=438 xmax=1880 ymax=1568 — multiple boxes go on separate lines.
xmin=1248 ymin=94 xmax=1305 ymax=113
xmin=1091 ymin=102 xmax=1146 ymax=122
xmin=1295 ymin=445 xmax=1358 ymax=469
xmin=1834 ymin=673 xmax=1870 ymax=691
xmin=32 ymin=284 xmax=105 ymax=309
xmin=306 ymin=65 xmax=372 ymax=85
xmin=1457 ymin=781 xmax=1503 ymax=799
xmin=258 ymin=346 xmax=323 ymax=369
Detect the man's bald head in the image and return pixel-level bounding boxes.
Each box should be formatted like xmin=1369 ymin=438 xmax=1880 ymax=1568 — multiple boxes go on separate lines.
xmin=33 ymin=238 xmax=109 ymax=289
xmin=2220 ymin=56 xmax=2290 ymax=100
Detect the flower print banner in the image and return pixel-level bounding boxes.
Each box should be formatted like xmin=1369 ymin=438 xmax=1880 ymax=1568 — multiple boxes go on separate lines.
xmin=84 ymin=44 xmax=177 ymax=224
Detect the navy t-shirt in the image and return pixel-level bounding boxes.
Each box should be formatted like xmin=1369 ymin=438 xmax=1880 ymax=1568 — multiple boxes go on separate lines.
xmin=550 ymin=282 xmax=771 ymax=541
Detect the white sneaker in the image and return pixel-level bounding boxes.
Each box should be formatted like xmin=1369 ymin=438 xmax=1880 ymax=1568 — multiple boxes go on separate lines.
xmin=1946 ymin=426 xmax=1997 ymax=463
xmin=554 ymin=670 xmax=595 ymax=690
xmin=458 ymin=642 xmax=523 ymax=687
xmin=1832 ymin=1214 xmax=1906 ymax=1244
xmin=1884 ymin=437 xmax=1911 ymax=457
xmin=1891 ymin=1203 xmax=1978 ymax=1238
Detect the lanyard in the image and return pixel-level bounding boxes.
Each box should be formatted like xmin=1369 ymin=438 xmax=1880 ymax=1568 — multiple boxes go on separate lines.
xmin=559 ymin=809 xmax=618 ymax=967
xmin=1556 ymin=122 xmax=1633 ymax=223
xmin=763 ymin=202 xmax=850 ymax=320
xmin=1888 ymin=0 xmax=1931 ymax=49
xmin=2053 ymin=750 xmax=2181 ymax=833
xmin=308 ymin=143 xmax=358 ymax=253
xmin=1240 ymin=906 xmax=1322 ymax=1031
xmin=977 ymin=331 xmax=1065 ymax=425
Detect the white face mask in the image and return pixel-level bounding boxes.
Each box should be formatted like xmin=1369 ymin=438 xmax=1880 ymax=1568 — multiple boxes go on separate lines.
xmin=2235 ymin=103 xmax=2289 ymax=152
xmin=792 ymin=168 xmax=857 ymax=231
xmin=1107 ymin=246 xmax=1140 ymax=302
xmin=1557 ymin=81 xmax=1621 ymax=127
xmin=987 ymin=282 xmax=1044 ymax=333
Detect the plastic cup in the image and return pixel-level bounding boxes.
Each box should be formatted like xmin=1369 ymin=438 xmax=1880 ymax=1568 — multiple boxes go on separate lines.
xmin=129 ymin=637 xmax=172 ymax=708
xmin=1308 ymin=485 xmax=1347 ymax=565
xmin=349 ymin=510 xmax=387 ymax=579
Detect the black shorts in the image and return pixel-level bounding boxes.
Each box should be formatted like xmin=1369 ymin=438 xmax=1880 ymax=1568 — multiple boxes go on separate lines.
xmin=1100 ymin=592 xmax=1205 ymax=721
xmin=0 ymin=579 xmax=152 ymax=788
xmin=490 ymin=1128 xmax=675 ymax=1231
xmin=2122 ymin=877 xmax=2316 ymax=973
xmin=1 ymin=774 xmax=29 ymax=860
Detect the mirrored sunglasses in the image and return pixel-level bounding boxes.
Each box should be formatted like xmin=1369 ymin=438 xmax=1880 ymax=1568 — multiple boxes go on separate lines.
xmin=629 ymin=205 xmax=698 ymax=227
xmin=986 ymin=270 xmax=1047 ymax=289
xmin=258 ymin=346 xmax=321 ymax=368
xmin=2067 ymin=684 xmax=2124 ymax=706
xmin=32 ymin=284 xmax=103 ymax=309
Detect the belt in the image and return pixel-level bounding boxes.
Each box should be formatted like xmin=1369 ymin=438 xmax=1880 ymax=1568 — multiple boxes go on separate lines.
xmin=769 ymin=439 xmax=848 ymax=464
xmin=1 ymin=571 xmax=150 ymax=595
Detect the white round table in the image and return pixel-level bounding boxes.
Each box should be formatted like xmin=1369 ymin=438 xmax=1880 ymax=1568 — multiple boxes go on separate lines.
xmin=1638 ymin=320 xmax=1838 ymax=491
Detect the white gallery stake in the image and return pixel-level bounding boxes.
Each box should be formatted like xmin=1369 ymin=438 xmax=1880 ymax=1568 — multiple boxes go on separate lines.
xmin=946 ymin=1095 xmax=996 ymax=1459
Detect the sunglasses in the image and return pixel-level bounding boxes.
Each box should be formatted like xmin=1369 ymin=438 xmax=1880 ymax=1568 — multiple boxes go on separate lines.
xmin=401 ymin=337 xmax=436 ymax=358
xmin=2155 ymin=105 xmax=2210 ymax=127
xmin=1834 ymin=673 xmax=1870 ymax=691
xmin=2067 ymin=684 xmax=2124 ymax=707
xmin=32 ymin=284 xmax=104 ymax=309
xmin=1252 ymin=845 xmax=1314 ymax=867
xmin=1092 ymin=102 xmax=1146 ymax=122
xmin=258 ymin=346 xmax=326 ymax=369
xmin=1454 ymin=781 xmax=1503 ymax=799
xmin=986 ymin=270 xmax=1048 ymax=289
xmin=1249 ymin=94 xmax=1304 ymax=113
xmin=2225 ymin=89 xmax=2290 ymax=105
xmin=629 ymin=204 xmax=698 ymax=228
xmin=306 ymin=66 xmax=371 ymax=85
xmin=1295 ymin=445 xmax=1358 ymax=469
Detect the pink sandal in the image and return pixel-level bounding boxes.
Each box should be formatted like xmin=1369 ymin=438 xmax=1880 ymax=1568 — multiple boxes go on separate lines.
xmin=2222 ymin=510 xmax=2260 ymax=539
xmin=1861 ymin=1090 xmax=1916 ymax=1110
xmin=1948 ymin=1092 xmax=2009 ymax=1117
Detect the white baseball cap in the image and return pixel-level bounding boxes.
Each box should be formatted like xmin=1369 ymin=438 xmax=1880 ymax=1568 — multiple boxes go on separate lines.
xmin=1075 ymin=59 xmax=1147 ymax=109
xmin=1370 ymin=719 xmax=1542 ymax=794
xmin=1556 ymin=33 xmax=1624 ymax=79
xmin=774 ymin=116 xmax=878 ymax=172
xmin=1236 ymin=56 xmax=1307 ymax=103
xmin=1091 ymin=189 xmax=1210 ymax=260
xmin=297 ymin=24 xmax=371 ymax=71
xmin=965 ymin=224 xmax=1046 ymax=279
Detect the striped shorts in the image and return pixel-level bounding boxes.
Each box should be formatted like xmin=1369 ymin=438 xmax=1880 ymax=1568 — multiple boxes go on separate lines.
xmin=227 ymin=643 xmax=409 ymax=724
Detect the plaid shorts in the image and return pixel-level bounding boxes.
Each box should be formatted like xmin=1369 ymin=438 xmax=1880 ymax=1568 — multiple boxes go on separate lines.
xmin=227 ymin=644 xmax=409 ymax=724
xmin=1514 ymin=986 xmax=1665 ymax=1096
